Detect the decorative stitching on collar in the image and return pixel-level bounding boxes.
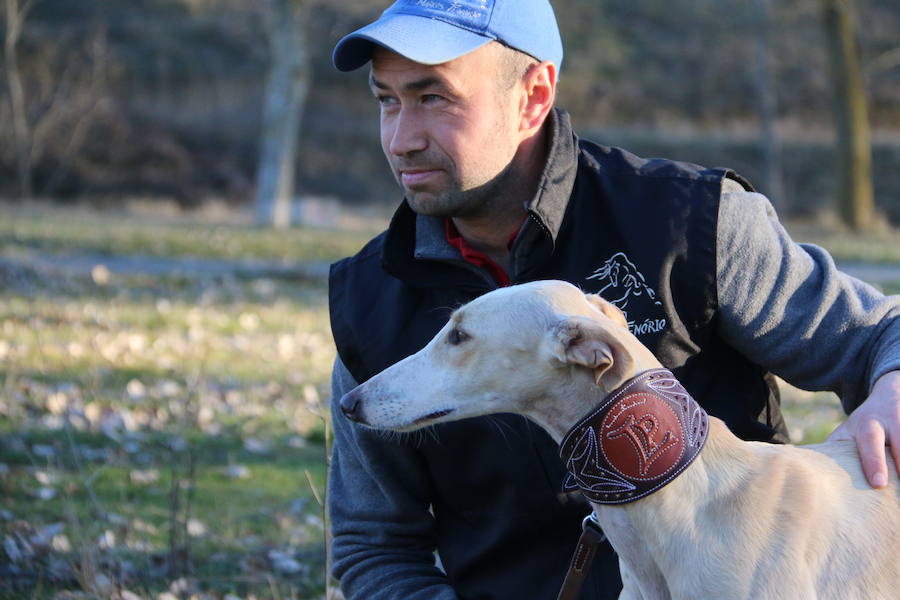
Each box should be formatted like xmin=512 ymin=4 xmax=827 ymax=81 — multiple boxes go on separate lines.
xmin=559 ymin=369 xmax=709 ymax=505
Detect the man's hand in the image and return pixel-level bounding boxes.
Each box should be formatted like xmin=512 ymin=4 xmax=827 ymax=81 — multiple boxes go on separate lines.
xmin=828 ymin=370 xmax=900 ymax=488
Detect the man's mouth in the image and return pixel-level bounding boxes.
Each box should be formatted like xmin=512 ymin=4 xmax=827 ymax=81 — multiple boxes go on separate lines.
xmin=400 ymin=169 xmax=441 ymax=187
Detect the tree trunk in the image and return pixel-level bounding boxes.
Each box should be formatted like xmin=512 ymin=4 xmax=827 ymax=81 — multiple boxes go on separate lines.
xmin=4 ymin=0 xmax=34 ymax=200
xmin=820 ymin=0 xmax=875 ymax=231
xmin=254 ymin=0 xmax=310 ymax=228
xmin=751 ymin=0 xmax=784 ymax=210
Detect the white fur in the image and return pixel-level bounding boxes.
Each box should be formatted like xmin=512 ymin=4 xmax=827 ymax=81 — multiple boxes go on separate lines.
xmin=342 ymin=280 xmax=900 ymax=600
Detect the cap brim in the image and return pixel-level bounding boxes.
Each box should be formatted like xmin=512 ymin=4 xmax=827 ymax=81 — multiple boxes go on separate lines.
xmin=333 ymin=14 xmax=493 ymax=71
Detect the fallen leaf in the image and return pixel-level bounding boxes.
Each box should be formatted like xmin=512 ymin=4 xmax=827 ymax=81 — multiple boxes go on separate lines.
xmin=130 ymin=469 xmax=160 ymax=485
xmin=91 ymin=264 xmax=111 ymax=285
xmin=287 ymin=435 xmax=307 ymax=449
xmin=239 ymin=312 xmax=260 ymax=331
xmin=31 ymin=522 xmax=65 ymax=547
xmin=34 ymin=487 xmax=57 ymax=501
xmin=46 ymin=392 xmax=69 ymax=415
xmin=126 ymin=379 xmax=147 ymax=399
xmin=31 ymin=444 xmax=56 ymax=458
xmin=34 ymin=470 xmax=58 ymax=485
xmin=243 ymin=437 xmax=270 ymax=454
xmin=226 ymin=465 xmax=251 ymax=480
xmin=97 ymin=530 xmax=115 ymax=549
xmin=187 ymin=519 xmax=206 ymax=537
xmin=270 ymin=553 xmax=302 ymax=574
xmin=52 ymin=534 xmax=72 ymax=553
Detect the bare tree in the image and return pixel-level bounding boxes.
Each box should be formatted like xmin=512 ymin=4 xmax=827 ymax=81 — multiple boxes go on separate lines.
xmin=820 ymin=0 xmax=875 ymax=231
xmin=254 ymin=0 xmax=310 ymax=228
xmin=2 ymin=2 xmax=112 ymax=200
xmin=751 ymin=0 xmax=784 ymax=210
xmin=4 ymin=0 xmax=36 ymax=199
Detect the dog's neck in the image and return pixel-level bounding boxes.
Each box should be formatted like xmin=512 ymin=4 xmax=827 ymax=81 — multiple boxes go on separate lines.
xmin=528 ymin=343 xmax=662 ymax=444
xmin=528 ymin=364 xmax=724 ymax=599
xmin=526 ymin=380 xmax=610 ymax=444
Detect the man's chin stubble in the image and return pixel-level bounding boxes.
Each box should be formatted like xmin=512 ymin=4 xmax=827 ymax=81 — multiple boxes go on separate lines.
xmin=406 ymin=193 xmax=468 ymax=218
xmin=403 ymin=160 xmax=520 ymax=219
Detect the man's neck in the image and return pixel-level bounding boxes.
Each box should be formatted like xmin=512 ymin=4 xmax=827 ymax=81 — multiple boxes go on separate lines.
xmin=450 ymin=208 xmax=524 ymax=272
xmin=450 ymin=124 xmax=549 ymax=271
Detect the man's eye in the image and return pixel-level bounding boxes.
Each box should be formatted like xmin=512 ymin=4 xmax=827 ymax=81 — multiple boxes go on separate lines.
xmin=422 ymin=94 xmax=446 ymax=104
xmin=447 ymin=328 xmax=469 ymax=346
xmin=375 ymin=94 xmax=398 ymax=107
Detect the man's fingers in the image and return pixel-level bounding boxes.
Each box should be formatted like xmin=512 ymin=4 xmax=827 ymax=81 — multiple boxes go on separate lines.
xmin=856 ymin=419 xmax=888 ymax=488
xmin=891 ymin=436 xmax=900 ymax=483
xmin=889 ymin=418 xmax=900 ymax=482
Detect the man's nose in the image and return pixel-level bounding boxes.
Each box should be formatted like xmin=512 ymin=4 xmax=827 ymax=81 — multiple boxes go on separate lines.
xmin=340 ymin=390 xmax=364 ymax=423
xmin=387 ymin=108 xmax=427 ymax=156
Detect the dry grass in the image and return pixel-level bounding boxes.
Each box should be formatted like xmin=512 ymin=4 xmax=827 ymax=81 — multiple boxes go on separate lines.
xmin=0 ymin=203 xmax=365 ymax=599
xmin=1 ymin=202 xmax=896 ymax=598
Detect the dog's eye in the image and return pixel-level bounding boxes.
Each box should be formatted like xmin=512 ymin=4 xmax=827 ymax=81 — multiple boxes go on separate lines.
xmin=447 ymin=327 xmax=469 ymax=346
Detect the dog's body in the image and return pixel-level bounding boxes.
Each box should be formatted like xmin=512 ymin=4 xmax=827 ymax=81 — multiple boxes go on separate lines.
xmin=340 ymin=280 xmax=900 ymax=600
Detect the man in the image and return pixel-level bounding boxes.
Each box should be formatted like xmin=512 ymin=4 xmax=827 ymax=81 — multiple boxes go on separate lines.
xmin=326 ymin=1 xmax=900 ymax=598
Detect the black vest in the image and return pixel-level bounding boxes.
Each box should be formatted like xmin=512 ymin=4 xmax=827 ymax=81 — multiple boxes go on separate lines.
xmin=329 ymin=112 xmax=787 ymax=600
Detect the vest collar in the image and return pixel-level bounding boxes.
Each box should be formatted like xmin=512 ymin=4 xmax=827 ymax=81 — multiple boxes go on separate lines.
xmin=381 ymin=108 xmax=579 ymax=287
xmin=559 ymin=369 xmax=709 ymax=505
xmin=523 ymin=107 xmax=579 ymax=244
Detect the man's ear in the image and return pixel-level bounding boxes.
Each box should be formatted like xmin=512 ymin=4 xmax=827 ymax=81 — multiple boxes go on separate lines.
xmin=544 ymin=316 xmax=633 ymax=387
xmin=519 ymin=60 xmax=556 ymax=134
xmin=585 ymin=294 xmax=629 ymax=329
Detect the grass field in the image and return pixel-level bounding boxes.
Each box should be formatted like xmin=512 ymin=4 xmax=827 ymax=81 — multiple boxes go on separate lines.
xmin=1 ymin=202 xmax=897 ymax=599
xmin=1 ymin=205 xmax=373 ymax=599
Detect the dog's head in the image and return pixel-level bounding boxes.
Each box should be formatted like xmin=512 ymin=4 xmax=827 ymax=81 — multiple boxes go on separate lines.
xmin=340 ymin=280 xmax=659 ymax=432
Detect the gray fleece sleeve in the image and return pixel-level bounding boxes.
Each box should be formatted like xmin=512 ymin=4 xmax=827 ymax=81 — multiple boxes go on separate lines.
xmin=715 ymin=181 xmax=900 ymax=412
xmin=328 ymin=357 xmax=460 ymax=600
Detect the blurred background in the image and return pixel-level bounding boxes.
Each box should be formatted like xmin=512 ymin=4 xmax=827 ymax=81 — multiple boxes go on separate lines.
xmin=1 ymin=0 xmax=899 ymax=222
xmin=1 ymin=0 xmax=898 ymax=599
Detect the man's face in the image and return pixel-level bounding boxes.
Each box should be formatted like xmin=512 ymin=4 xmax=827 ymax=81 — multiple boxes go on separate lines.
xmin=370 ymin=44 xmax=523 ymax=218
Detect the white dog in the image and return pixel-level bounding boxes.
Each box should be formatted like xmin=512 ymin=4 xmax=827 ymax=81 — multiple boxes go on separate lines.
xmin=340 ymin=280 xmax=900 ymax=600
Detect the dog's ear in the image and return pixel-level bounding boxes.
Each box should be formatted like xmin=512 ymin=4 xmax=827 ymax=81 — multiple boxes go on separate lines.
xmin=545 ymin=316 xmax=634 ymax=387
xmin=585 ymin=293 xmax=629 ymax=329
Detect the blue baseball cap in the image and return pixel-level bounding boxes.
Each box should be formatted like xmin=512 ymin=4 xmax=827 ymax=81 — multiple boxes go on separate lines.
xmin=333 ymin=0 xmax=563 ymax=74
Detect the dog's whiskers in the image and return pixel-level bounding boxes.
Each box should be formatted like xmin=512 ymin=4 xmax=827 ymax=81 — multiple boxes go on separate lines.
xmin=485 ymin=415 xmax=519 ymax=448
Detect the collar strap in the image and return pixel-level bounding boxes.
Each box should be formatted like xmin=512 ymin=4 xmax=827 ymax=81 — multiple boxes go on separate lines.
xmin=558 ymin=368 xmax=709 ymax=504
xmin=555 ymin=514 xmax=607 ymax=600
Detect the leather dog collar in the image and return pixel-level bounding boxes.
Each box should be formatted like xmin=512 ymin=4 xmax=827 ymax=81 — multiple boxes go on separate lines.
xmin=559 ymin=368 xmax=709 ymax=504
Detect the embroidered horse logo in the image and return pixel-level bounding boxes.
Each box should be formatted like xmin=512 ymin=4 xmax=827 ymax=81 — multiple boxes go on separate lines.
xmin=586 ymin=252 xmax=663 ymax=313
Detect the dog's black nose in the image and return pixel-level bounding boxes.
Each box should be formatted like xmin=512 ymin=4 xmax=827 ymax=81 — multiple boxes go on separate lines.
xmin=340 ymin=391 xmax=363 ymax=422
